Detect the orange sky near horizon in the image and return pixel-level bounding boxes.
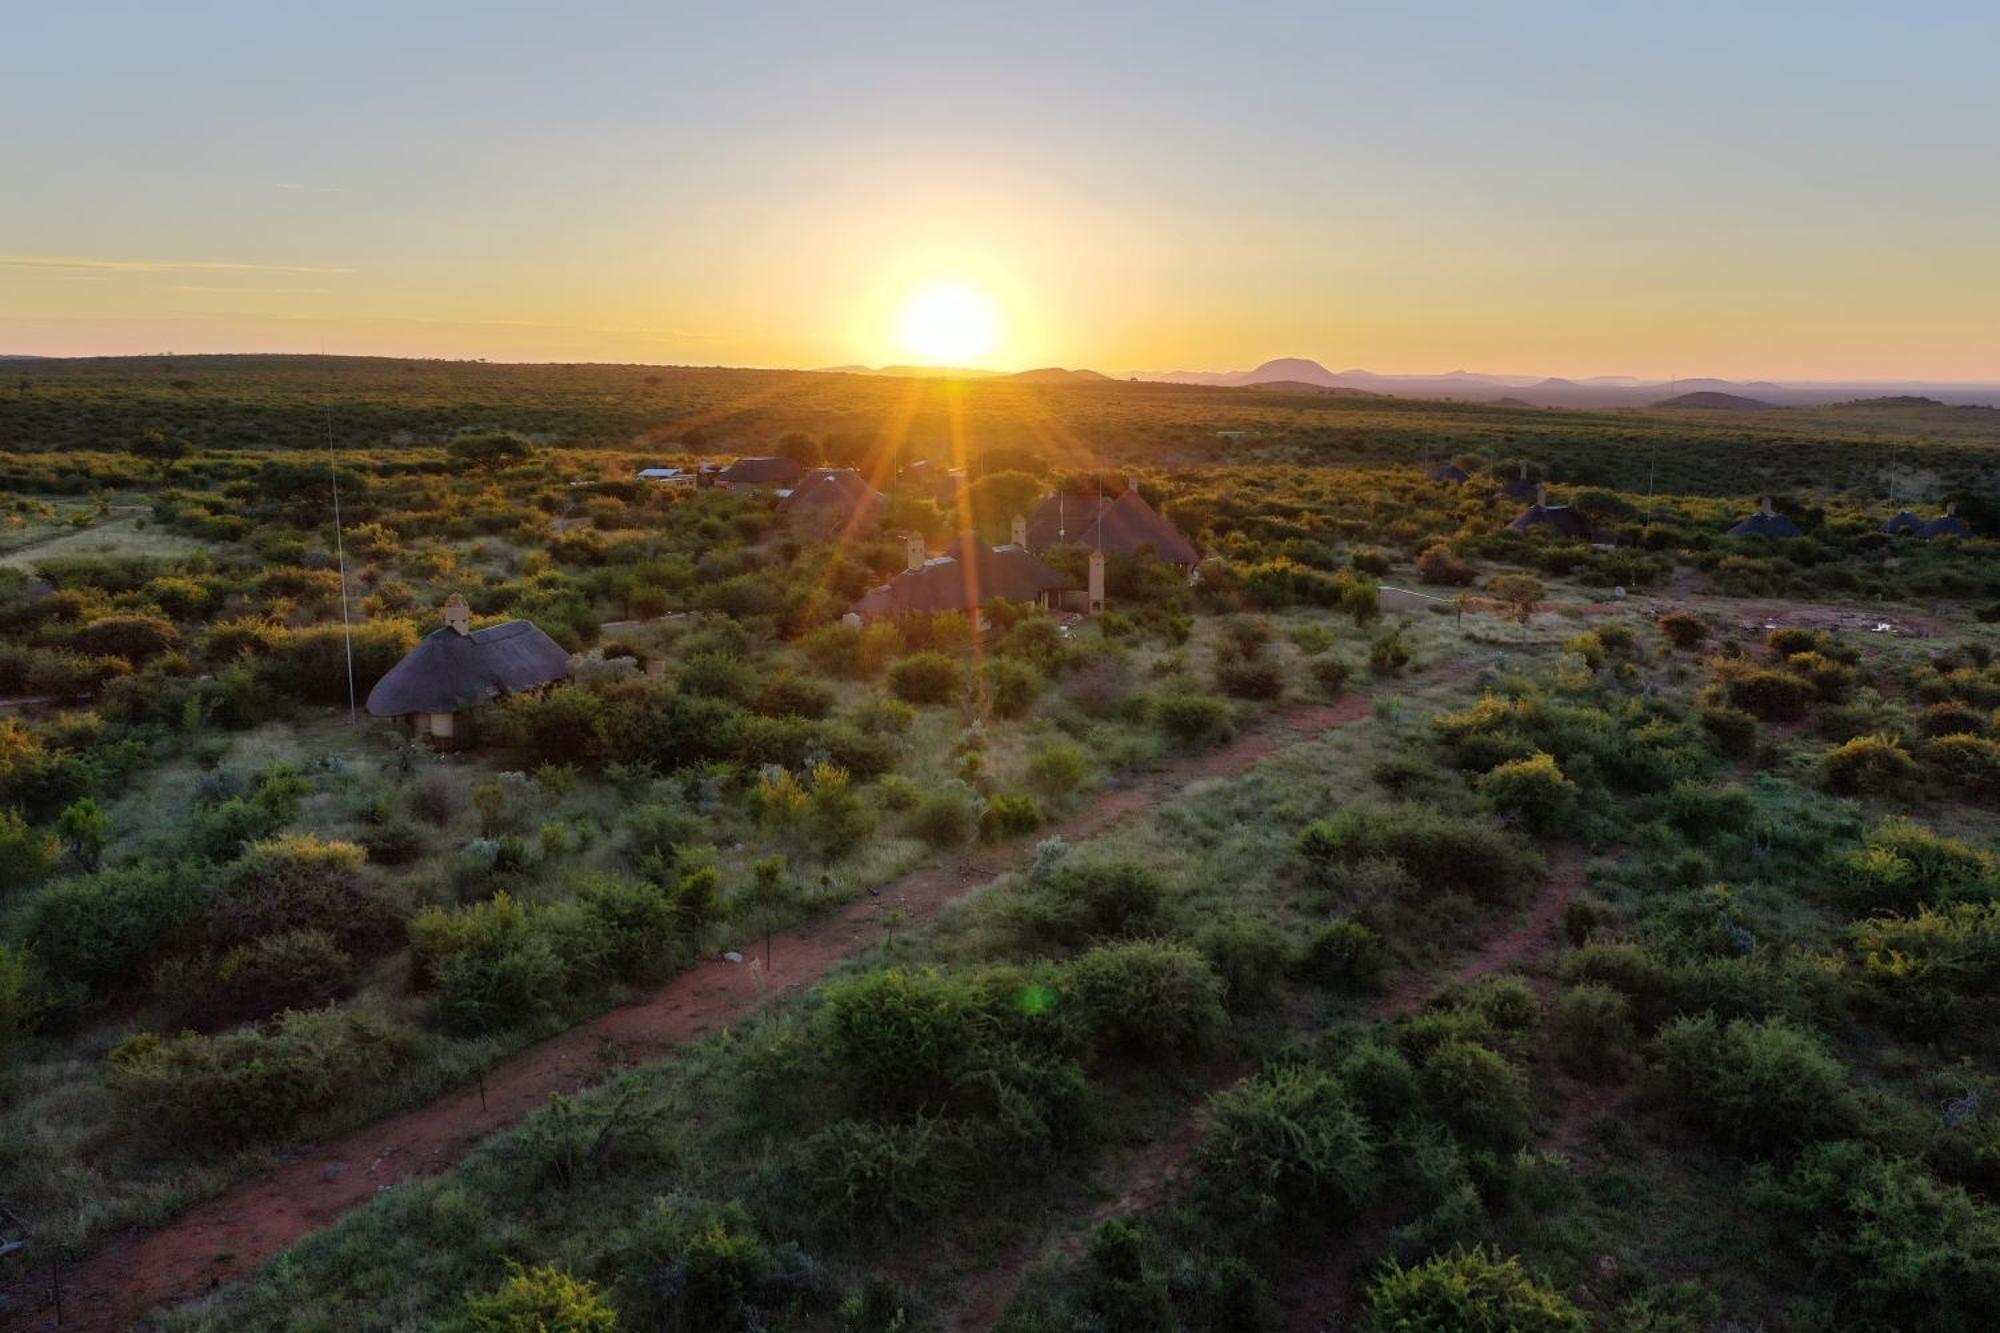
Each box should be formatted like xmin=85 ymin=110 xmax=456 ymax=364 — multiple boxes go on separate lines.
xmin=5 ymin=4 xmax=2000 ymax=383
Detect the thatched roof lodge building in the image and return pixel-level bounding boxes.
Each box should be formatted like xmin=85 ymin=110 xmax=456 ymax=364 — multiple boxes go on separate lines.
xmin=1021 ymin=488 xmax=1199 ymax=572
xmin=1507 ymin=488 xmax=1593 ymax=539
xmin=1917 ymin=504 xmax=1973 ymax=541
xmin=849 ymin=532 xmax=1070 ymax=626
xmin=776 ymin=467 xmax=887 ymax=531
xmin=1728 ymin=498 xmax=1803 ymax=539
xmin=1881 ymin=510 xmax=1923 ymax=536
xmin=366 ymin=596 xmax=570 ymax=745
xmin=715 ymin=456 xmax=804 ymax=490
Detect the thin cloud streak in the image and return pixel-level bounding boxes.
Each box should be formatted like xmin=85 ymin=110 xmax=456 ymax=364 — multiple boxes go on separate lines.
xmin=0 ymin=255 xmax=354 ymax=275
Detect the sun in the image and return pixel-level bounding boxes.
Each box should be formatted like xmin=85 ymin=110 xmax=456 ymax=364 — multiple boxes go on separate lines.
xmin=893 ymin=278 xmax=1001 ymax=366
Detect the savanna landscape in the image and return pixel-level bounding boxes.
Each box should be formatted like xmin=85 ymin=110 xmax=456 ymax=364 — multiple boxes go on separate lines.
xmin=2 ymin=355 xmax=1999 ymax=1333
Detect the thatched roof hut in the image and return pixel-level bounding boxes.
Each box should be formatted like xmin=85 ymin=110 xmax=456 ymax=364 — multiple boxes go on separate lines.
xmin=716 ymin=456 xmax=804 ymax=489
xmin=1728 ymin=498 xmax=1803 ymax=539
xmin=776 ymin=468 xmax=886 ymax=528
xmin=850 ymin=533 xmax=1069 ymax=620
xmin=1500 ymin=465 xmax=1539 ymax=500
xmin=1430 ymin=462 xmax=1470 ymax=484
xmin=365 ymin=597 xmax=570 ymax=742
xmin=1881 ymin=510 xmax=1923 ymax=536
xmin=1918 ymin=504 xmax=1973 ymax=540
xmin=1508 ymin=487 xmax=1592 ymax=539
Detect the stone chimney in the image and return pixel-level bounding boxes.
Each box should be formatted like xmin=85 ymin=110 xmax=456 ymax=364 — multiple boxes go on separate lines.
xmin=1759 ymin=497 xmax=1773 ymax=515
xmin=443 ymin=593 xmax=472 ymax=636
xmin=905 ymin=533 xmax=927 ymax=573
xmin=1088 ymin=550 xmax=1106 ymax=615
xmin=1010 ymin=514 xmax=1027 ymax=547
xmin=1946 ymin=501 xmax=1958 ymax=516
xmin=1536 ymin=484 xmax=1549 ymax=507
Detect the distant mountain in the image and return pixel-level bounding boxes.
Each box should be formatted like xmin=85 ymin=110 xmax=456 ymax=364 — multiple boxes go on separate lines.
xmin=1653 ymin=391 xmax=1779 ymax=410
xmin=1845 ymin=395 xmax=1946 ymax=408
xmin=1248 ymin=380 xmax=1386 ymax=398
xmin=1008 ymin=367 xmax=1111 ymax=383
xmin=1150 ymin=357 xmax=1343 ymax=388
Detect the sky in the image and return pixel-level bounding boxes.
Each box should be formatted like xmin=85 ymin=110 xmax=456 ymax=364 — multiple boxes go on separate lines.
xmin=4 ymin=2 xmax=1999 ymax=380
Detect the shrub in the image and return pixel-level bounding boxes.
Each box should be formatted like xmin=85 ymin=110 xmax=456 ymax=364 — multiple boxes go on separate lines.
xmin=1300 ymin=917 xmax=1388 ymax=991
xmin=213 ymin=929 xmax=357 ymax=1020
xmin=1476 ymin=751 xmax=1578 ymax=834
xmin=0 ymin=944 xmax=44 ymax=1053
xmin=1006 ymin=857 xmax=1167 ymax=950
xmin=497 ymin=685 xmax=609 ymax=768
xmin=982 ymin=658 xmax=1043 ymax=719
xmin=1822 ymin=733 xmax=1918 ymax=796
xmin=888 ymin=651 xmax=960 ymax=705
xmin=1653 ymin=1013 xmax=1855 ymax=1155
xmin=1553 ymin=983 xmax=1635 ymax=1079
xmin=1843 ymin=902 xmax=2000 ymax=1024
xmin=1712 ymin=662 xmax=1813 ymax=722
xmin=207 ymin=834 xmax=397 ymax=954
xmin=0 ymin=807 xmax=59 ymax=889
xmin=799 ymin=621 xmax=863 ymax=677
xmin=1558 ymin=942 xmax=1679 ymax=1030
xmin=1215 ymin=655 xmax=1286 ymax=701
xmin=1154 ymin=692 xmax=1231 ymax=747
xmin=1309 ymin=654 xmax=1353 ymax=698
xmin=907 ymin=789 xmax=972 ymax=848
xmin=104 ymin=1005 xmax=421 ymax=1145
xmin=21 ymin=861 xmax=204 ymax=994
xmin=1194 ymin=916 xmax=1289 ymax=1012
xmin=1416 ymin=545 xmax=1475 ymax=586
xmin=1418 ymin=1039 xmax=1533 ymax=1149
xmin=1698 ymin=701 xmax=1757 ymax=757
xmin=461 ymin=1262 xmax=619 ymax=1332
xmin=1025 ymin=740 xmax=1090 ymax=797
xmin=1926 ymin=732 xmax=2000 ymax=797
xmin=1368 ymin=626 xmax=1412 ymax=676
xmin=1364 ymin=1246 xmax=1587 ymax=1333
xmin=1756 ymin=1141 xmax=2000 ymax=1333
xmin=1337 ymin=1041 xmax=1422 ymax=1128
xmin=1198 ymin=1065 xmax=1377 ymax=1224
xmin=1657 ymin=612 xmax=1708 ymax=650
xmin=1298 ymin=807 xmax=1541 ymax=906
xmin=1831 ymin=818 xmax=1998 ymax=916
xmin=61 ymin=613 xmax=181 ymax=663
xmin=978 ymin=792 xmax=1044 ymax=842
xmin=1067 ymin=940 xmax=1225 ymax=1058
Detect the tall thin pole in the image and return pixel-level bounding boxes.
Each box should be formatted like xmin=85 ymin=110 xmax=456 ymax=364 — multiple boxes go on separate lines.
xmin=322 ymin=344 xmax=358 ymax=725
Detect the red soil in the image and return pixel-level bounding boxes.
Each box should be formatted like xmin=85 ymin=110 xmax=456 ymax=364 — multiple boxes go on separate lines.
xmin=3 ymin=689 xmax=1392 ymax=1333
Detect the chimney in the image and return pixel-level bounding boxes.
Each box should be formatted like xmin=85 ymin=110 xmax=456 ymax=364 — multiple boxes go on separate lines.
xmin=443 ymin=593 xmax=472 ymax=636
xmin=1519 ymin=463 xmax=1528 ymax=479
xmin=1536 ymin=484 xmax=1549 ymax=507
xmin=1010 ymin=514 xmax=1027 ymax=547
xmin=905 ymin=532 xmax=927 ymax=573
xmin=1759 ymin=497 xmax=1773 ymax=515
xmin=1088 ymin=550 xmax=1106 ymax=615
xmin=1947 ymin=501 xmax=1958 ymax=516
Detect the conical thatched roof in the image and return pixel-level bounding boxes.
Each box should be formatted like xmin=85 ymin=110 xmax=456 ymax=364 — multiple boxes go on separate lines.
xmin=365 ymin=621 xmax=570 ymax=717
xmin=1918 ymin=511 xmax=1973 ymax=541
xmin=1508 ymin=503 xmax=1591 ymax=538
xmin=1881 ymin=511 xmax=1923 ymax=535
xmin=776 ymin=468 xmax=885 ymax=520
xmin=1728 ymin=499 xmax=1802 ymax=539
xmin=1430 ymin=462 xmax=1470 ymax=483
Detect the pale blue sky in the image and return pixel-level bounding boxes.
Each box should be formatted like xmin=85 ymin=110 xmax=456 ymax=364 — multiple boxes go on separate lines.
xmin=5 ymin=2 xmax=1997 ymax=376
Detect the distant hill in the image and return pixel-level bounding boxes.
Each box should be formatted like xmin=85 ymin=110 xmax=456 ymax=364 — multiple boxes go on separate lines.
xmin=1653 ymin=391 xmax=1779 ymax=410
xmin=1845 ymin=395 xmax=1946 ymax=408
xmin=1248 ymin=380 xmax=1385 ymax=398
xmin=1151 ymin=357 xmax=1342 ymax=388
xmin=1008 ymin=367 xmax=1111 ymax=384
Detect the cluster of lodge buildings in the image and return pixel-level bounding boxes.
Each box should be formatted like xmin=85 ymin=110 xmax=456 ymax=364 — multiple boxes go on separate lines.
xmin=1433 ymin=465 xmax=1976 ymax=544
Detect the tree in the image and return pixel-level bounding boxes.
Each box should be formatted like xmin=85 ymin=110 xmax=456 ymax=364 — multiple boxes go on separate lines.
xmin=56 ymin=796 xmax=109 ymax=872
xmin=130 ymin=430 xmax=189 ymax=470
xmin=446 ymin=431 xmax=534 ymax=470
xmin=1487 ymin=574 xmax=1544 ymax=638
xmin=775 ymin=430 xmax=821 ymax=466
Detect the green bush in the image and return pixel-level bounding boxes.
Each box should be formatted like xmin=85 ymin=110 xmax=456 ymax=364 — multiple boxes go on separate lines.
xmin=1198 ymin=1065 xmax=1377 ymax=1224
xmin=1822 ymin=733 xmax=1918 ymax=796
xmin=21 ymin=861 xmax=204 ymax=994
xmin=1300 ymin=917 xmax=1388 ymax=991
xmin=1552 ymin=983 xmax=1635 ymax=1080
xmin=497 ymin=684 xmax=610 ymax=768
xmin=1299 ymin=807 xmax=1541 ymax=906
xmin=0 ymin=807 xmax=59 ymax=889
xmin=1657 ymin=612 xmax=1708 ymax=650
xmin=1364 ymin=1246 xmax=1587 ymax=1333
xmin=1756 ymin=1140 xmax=2000 ymax=1333
xmin=1215 ymin=655 xmax=1286 ymax=701
xmin=978 ymin=793 xmax=1045 ymax=842
xmin=212 ymin=928 xmax=357 ymax=1020
xmin=1025 ymin=740 xmax=1090 ymax=797
xmin=1006 ymin=857 xmax=1167 ymax=951
xmin=1418 ymin=1039 xmax=1532 ymax=1149
xmin=907 ymin=789 xmax=973 ymax=848
xmin=1842 ymin=902 xmax=2000 ymax=1024
xmin=1831 ymin=818 xmax=1998 ymax=916
xmin=104 ymin=1005 xmax=421 ymax=1145
xmin=207 ymin=834 xmax=397 ymax=954
xmin=1154 ymin=692 xmax=1232 ymax=747
xmin=1476 ymin=751 xmax=1578 ymax=834
xmin=460 ymin=1262 xmax=618 ymax=1332
xmin=982 ymin=658 xmax=1043 ymax=719
xmin=1194 ymin=916 xmax=1290 ymax=1012
xmin=1336 ymin=1041 xmax=1422 ymax=1128
xmin=888 ymin=651 xmax=960 ymax=705
xmin=1653 ymin=1013 xmax=1855 ymax=1155
xmin=1067 ymin=940 xmax=1225 ymax=1058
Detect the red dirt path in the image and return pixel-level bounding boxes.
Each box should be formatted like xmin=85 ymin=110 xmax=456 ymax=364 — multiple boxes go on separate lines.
xmin=4 ymin=689 xmax=1394 ymax=1333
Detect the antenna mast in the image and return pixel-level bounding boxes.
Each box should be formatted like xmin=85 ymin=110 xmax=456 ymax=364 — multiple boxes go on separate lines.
xmin=322 ymin=344 xmax=359 ymax=725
